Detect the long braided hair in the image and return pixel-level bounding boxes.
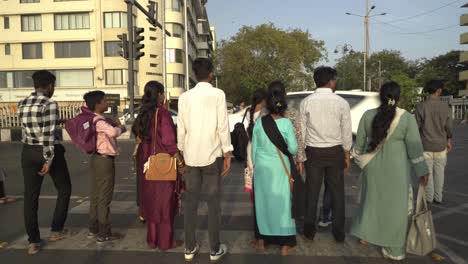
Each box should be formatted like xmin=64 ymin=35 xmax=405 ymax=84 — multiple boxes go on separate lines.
xmin=247 ymin=88 xmax=268 ymax=141
xmin=132 ymin=81 xmax=165 ymax=139
xmin=368 ymin=81 xmax=401 ymax=152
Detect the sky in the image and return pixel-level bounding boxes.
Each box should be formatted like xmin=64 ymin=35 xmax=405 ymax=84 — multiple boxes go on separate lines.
xmin=206 ymin=0 xmax=464 ymax=65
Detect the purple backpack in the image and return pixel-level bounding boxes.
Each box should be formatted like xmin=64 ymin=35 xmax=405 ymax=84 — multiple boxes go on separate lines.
xmin=65 ymin=107 xmax=102 ymax=154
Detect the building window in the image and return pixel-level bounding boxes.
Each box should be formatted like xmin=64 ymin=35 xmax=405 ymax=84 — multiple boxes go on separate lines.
xmin=106 ymin=69 xmax=127 ymax=85
xmin=168 ymin=23 xmax=183 ymax=38
xmin=22 ymin=43 xmax=42 ymax=59
xmin=5 ymin=44 xmax=11 ymax=55
xmin=165 ymin=0 xmax=181 ymax=12
xmin=56 ymin=69 xmax=93 ymax=87
xmin=21 ymin=15 xmax=42 ymax=31
xmin=104 ymin=12 xmax=127 ymax=28
xmin=55 ymin=41 xmax=91 ymax=58
xmin=4 ymin=17 xmax=10 ymax=29
xmin=104 ymin=41 xmax=121 ymax=57
xmin=54 ymin=0 xmax=87 ymax=1
xmin=167 ymin=73 xmax=185 ymax=88
xmin=166 ymin=49 xmax=184 ymax=63
xmin=20 ymin=0 xmax=40 ymax=3
xmin=14 ymin=71 xmax=36 ymax=88
xmin=54 ymin=13 xmax=90 ymax=30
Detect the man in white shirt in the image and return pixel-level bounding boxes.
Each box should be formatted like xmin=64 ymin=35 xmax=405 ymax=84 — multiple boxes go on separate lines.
xmin=177 ymin=58 xmax=233 ymax=262
xmin=299 ymin=66 xmax=352 ymax=243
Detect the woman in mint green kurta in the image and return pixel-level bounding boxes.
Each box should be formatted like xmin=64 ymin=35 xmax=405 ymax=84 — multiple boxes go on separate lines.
xmin=350 ymin=82 xmax=429 ymax=260
xmin=251 ymin=81 xmax=298 ymax=255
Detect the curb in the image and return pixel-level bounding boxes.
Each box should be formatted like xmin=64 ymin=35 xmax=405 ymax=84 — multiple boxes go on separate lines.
xmin=0 ymin=128 xmax=132 ymax=142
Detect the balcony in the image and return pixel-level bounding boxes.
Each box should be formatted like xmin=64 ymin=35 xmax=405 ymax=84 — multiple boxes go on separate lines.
xmin=459 ymin=70 xmax=468 ymax=81
xmin=461 ymin=14 xmax=468 ymax=26
xmin=460 ymin=51 xmax=468 ymax=63
xmin=461 ymin=32 xmax=468 ymax=45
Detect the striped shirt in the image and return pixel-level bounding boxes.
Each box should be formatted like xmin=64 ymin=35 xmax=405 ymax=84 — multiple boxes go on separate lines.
xmin=299 ymin=88 xmax=353 ymax=151
xmin=18 ymin=92 xmax=59 ymax=165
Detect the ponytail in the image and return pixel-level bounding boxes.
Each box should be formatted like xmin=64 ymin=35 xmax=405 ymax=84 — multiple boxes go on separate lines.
xmin=247 ymin=88 xmax=268 ymax=141
xmin=368 ymin=81 xmax=401 ymax=152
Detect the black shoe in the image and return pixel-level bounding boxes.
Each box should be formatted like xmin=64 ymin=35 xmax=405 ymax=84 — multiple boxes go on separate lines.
xmin=210 ymin=244 xmax=228 ymax=263
xmin=333 ymin=231 xmax=345 ymax=243
xmin=304 ymin=224 xmax=316 ymax=240
xmin=96 ymin=233 xmax=123 ymax=244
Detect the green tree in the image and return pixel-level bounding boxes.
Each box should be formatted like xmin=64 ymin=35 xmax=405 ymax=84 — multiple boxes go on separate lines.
xmin=416 ymin=50 xmax=468 ymax=96
xmin=391 ymin=72 xmax=419 ymax=111
xmin=335 ymin=49 xmax=412 ymax=91
xmin=215 ymin=24 xmax=326 ymax=103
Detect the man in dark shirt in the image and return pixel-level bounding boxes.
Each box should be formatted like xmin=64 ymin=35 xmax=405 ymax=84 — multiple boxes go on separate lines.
xmin=415 ymin=80 xmax=453 ymax=205
xmin=18 ymin=70 xmax=72 ymax=255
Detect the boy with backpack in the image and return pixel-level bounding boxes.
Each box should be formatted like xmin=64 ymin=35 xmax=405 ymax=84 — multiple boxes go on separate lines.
xmin=82 ymin=91 xmax=126 ymax=243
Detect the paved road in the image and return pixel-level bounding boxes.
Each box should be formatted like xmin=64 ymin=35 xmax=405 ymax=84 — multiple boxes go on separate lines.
xmin=0 ymin=125 xmax=467 ymax=264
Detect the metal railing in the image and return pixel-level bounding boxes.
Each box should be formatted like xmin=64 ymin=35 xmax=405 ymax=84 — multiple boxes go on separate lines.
xmin=0 ymin=102 xmax=82 ymax=128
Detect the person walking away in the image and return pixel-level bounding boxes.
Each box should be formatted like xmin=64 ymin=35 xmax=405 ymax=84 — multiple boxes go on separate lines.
xmin=18 ymin=70 xmax=72 ymax=255
xmin=415 ymin=80 xmax=453 ymax=205
xmin=83 ymin=91 xmax=126 ymax=243
xmin=351 ymin=82 xmax=429 ymax=260
xmin=252 ymin=81 xmax=300 ymax=256
xmin=177 ymin=58 xmax=232 ymax=262
xmin=300 ymin=66 xmax=352 ymax=243
xmin=132 ymin=81 xmax=184 ymax=250
xmin=244 ymin=88 xmax=268 ymax=250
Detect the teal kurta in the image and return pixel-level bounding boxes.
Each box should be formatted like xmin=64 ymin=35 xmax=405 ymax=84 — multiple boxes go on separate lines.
xmin=252 ymin=118 xmax=298 ymax=236
xmin=351 ymin=109 xmax=429 ymax=250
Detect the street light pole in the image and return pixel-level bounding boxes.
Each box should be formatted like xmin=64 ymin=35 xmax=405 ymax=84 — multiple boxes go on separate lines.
xmin=184 ymin=0 xmax=189 ymax=91
xmin=346 ymin=3 xmax=386 ymax=92
xmin=378 ymin=60 xmax=382 ymax=89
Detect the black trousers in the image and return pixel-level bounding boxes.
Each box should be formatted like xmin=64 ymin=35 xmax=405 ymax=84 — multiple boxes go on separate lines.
xmin=21 ymin=144 xmax=72 ymax=243
xmin=184 ymin=158 xmax=223 ymax=252
xmin=304 ymin=146 xmax=345 ymax=240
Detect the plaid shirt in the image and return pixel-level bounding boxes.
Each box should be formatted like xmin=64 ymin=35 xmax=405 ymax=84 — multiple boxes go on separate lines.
xmin=18 ymin=92 xmax=59 ymax=165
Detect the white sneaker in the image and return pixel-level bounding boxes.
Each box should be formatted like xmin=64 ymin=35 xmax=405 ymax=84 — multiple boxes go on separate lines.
xmin=210 ymin=244 xmax=228 ymax=263
xmin=318 ymin=220 xmax=332 ymax=227
xmin=184 ymin=244 xmax=199 ymax=262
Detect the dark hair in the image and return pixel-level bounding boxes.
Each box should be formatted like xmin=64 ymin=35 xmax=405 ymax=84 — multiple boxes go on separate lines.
xmin=32 ymin=70 xmax=56 ymax=89
xmin=83 ymin=90 xmax=106 ymax=111
xmin=247 ymin=88 xmax=268 ymax=140
xmin=424 ymin=80 xmax=444 ymax=95
xmin=192 ymin=57 xmax=213 ymax=81
xmin=368 ymin=81 xmax=401 ymax=152
xmin=266 ymin=81 xmax=288 ymax=116
xmin=313 ymin=66 xmax=337 ymax=88
xmin=132 ymin=81 xmax=165 ymax=138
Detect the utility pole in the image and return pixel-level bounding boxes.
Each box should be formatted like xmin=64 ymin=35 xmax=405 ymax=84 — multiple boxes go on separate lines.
xmin=346 ymin=3 xmax=386 ymax=92
xmin=364 ymin=0 xmax=369 ymax=92
xmin=122 ymin=0 xmax=171 ymax=121
xmin=378 ymin=60 xmax=382 ymax=90
xmin=126 ymin=1 xmax=135 ymax=120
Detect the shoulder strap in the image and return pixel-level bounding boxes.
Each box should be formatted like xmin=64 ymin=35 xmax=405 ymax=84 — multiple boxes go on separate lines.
xmin=276 ymin=148 xmax=293 ymax=182
xmin=152 ymin=108 xmax=160 ymax=155
xmin=351 ymin=108 xmax=406 ymax=168
xmin=241 ymin=107 xmax=250 ymax=123
xmin=261 ymin=115 xmax=291 ymax=157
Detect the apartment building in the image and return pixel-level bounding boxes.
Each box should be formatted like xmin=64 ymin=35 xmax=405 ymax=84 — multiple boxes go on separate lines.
xmin=0 ymin=0 xmax=214 ymax=103
xmin=459 ymin=3 xmax=468 ymax=96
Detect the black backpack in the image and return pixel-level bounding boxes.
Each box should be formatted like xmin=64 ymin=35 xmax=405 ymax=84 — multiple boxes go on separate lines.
xmin=231 ymin=109 xmax=250 ymax=161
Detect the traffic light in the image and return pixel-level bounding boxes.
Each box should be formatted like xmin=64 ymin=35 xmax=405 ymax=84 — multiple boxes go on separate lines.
xmin=147 ymin=1 xmax=157 ymax=24
xmin=117 ymin=33 xmax=129 ymax=60
xmin=134 ymin=27 xmax=145 ymax=60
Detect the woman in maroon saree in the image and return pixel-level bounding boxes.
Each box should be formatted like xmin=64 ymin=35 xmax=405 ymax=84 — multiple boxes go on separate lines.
xmin=132 ymin=81 xmax=183 ymax=250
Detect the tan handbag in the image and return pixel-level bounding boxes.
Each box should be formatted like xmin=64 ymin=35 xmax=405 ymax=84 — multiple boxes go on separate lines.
xmin=145 ymin=109 xmax=177 ymax=181
xmin=276 ymin=148 xmax=294 ymax=193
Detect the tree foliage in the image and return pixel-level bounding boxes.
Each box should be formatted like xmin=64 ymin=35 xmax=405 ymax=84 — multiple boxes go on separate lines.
xmin=215 ymin=24 xmax=326 ymax=104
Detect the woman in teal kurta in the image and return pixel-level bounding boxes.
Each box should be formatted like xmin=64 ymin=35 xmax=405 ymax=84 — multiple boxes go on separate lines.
xmin=350 ymin=82 xmax=429 ymax=260
xmin=251 ymin=81 xmax=298 ymax=256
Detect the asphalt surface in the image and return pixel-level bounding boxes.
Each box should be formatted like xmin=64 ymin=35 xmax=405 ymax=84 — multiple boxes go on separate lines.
xmin=0 ymin=125 xmax=467 ymax=264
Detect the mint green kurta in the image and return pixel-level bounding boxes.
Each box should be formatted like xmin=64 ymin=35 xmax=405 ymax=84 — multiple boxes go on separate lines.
xmin=351 ymin=109 xmax=429 ymax=250
xmin=252 ymin=118 xmax=298 ymax=236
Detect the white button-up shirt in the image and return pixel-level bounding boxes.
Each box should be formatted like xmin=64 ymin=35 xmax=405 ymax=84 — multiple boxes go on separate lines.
xmin=299 ymin=88 xmax=353 ymax=151
xmin=177 ymin=82 xmax=233 ymax=167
